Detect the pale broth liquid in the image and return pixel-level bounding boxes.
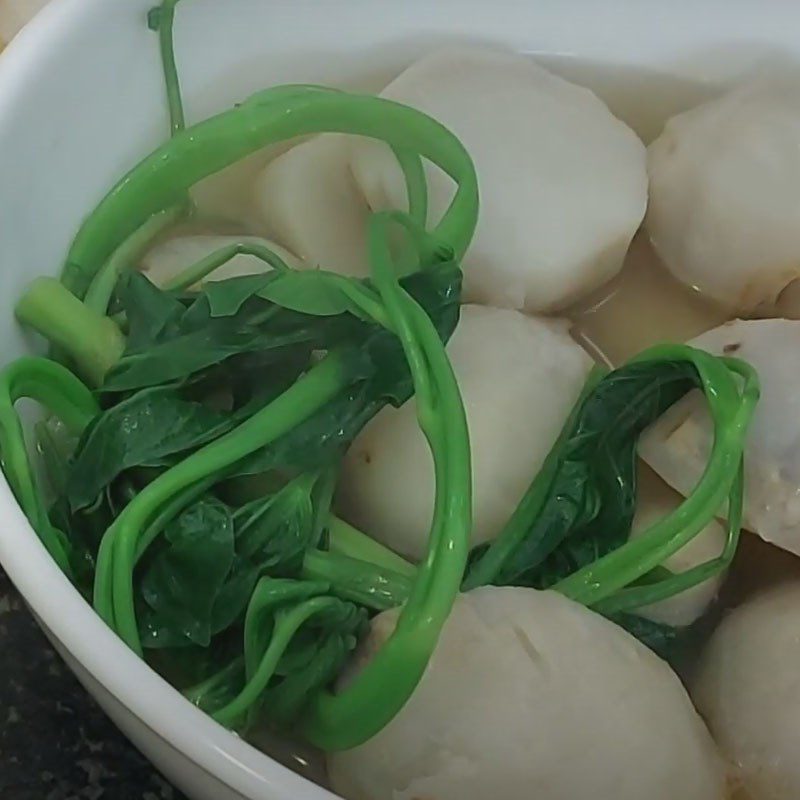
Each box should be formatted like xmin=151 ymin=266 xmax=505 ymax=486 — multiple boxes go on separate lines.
xmin=181 ymin=54 xmax=800 ymax=798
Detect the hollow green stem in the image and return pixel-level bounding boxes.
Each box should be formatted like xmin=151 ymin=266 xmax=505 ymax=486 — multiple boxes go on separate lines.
xmin=0 ymin=357 xmax=98 ymax=573
xmin=326 ymin=516 xmax=416 ymax=578
xmin=214 ymin=589 xmax=338 ymax=727
xmin=303 ymin=212 xmax=473 ymax=751
xmin=63 ymin=86 xmax=478 ymax=298
xmin=84 ymin=206 xmax=183 ymax=314
xmin=151 ymin=0 xmax=185 ymax=136
xmin=160 ymin=240 xmax=292 ymax=292
xmin=555 ymin=351 xmax=758 ymax=605
xmin=595 ymin=463 xmax=744 ymax=616
xmin=16 ymin=278 xmax=125 ymax=386
xmin=392 ymin=147 xmax=428 ymax=228
xmin=302 ymin=549 xmax=413 ymax=611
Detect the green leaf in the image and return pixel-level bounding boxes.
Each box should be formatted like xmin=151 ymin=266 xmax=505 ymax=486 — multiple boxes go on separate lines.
xmin=140 ymin=498 xmax=236 ymax=648
xmin=204 ymin=273 xmax=274 ymax=318
xmin=35 ymin=417 xmax=79 ymax=500
xmin=465 ymin=360 xmax=701 ymax=590
xmin=120 ymin=272 xmax=185 ymax=352
xmin=67 ymin=386 xmax=236 ymax=511
xmin=103 ymin=260 xmax=459 ymax=394
xmin=256 ymin=270 xmax=360 ymax=317
xmin=234 ymin=478 xmax=317 ymax=569
xmin=203 ymin=270 xmax=362 ymax=319
xmin=142 ymin=471 xmax=335 ymax=647
xmin=103 ymin=322 xmax=313 ymax=392
xmin=609 ymin=612 xmax=685 ymax=665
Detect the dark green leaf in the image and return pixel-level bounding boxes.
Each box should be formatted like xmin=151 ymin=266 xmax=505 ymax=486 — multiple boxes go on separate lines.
xmin=140 ymin=498 xmax=235 ymax=648
xmin=208 ymin=559 xmax=260 ymax=635
xmin=103 ymin=259 xmax=460 ymax=394
xmin=256 ymin=270 xmax=361 ymax=317
xmin=35 ymin=418 xmax=78 ymax=499
xmin=465 ymin=360 xmax=701 ymax=590
xmin=234 ymin=478 xmax=317 ymax=569
xmin=204 ymin=273 xmax=275 ymax=318
xmin=609 ymin=612 xmax=685 ymax=665
xmin=120 ymin=271 xmax=185 ymax=352
xmin=67 ymin=386 xmax=235 ymax=511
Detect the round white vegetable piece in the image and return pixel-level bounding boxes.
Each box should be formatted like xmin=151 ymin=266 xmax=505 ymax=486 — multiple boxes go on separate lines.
xmin=647 ymin=75 xmax=800 ymax=314
xmin=253 ymin=135 xmax=372 ymax=276
xmin=141 ymin=234 xmax=301 ymax=289
xmin=631 ymin=469 xmax=726 ymax=627
xmin=329 ymin=586 xmax=726 ymax=800
xmin=693 ymin=582 xmax=800 ymax=800
xmin=639 ymin=318 xmax=800 ymax=557
xmin=348 ymin=46 xmax=648 ymax=312
xmin=339 ymin=305 xmax=593 ymax=561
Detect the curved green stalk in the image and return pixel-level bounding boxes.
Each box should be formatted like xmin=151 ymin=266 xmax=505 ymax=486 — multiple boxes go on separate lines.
xmin=214 ymin=594 xmax=339 ymax=728
xmin=595 ymin=463 xmax=744 ymax=616
xmin=554 ymin=351 xmax=758 ymax=605
xmin=84 ymin=207 xmax=184 ymax=314
xmin=63 ymin=87 xmax=479 ymax=298
xmin=392 ymin=147 xmax=428 ymax=228
xmin=183 ymin=656 xmax=244 ymax=711
xmin=303 ymin=212 xmax=472 ymax=751
xmin=148 ymin=0 xmax=186 ymax=136
xmin=16 ymin=278 xmax=125 ymax=387
xmin=302 ymin=549 xmax=413 ymax=611
xmin=326 ymin=516 xmax=415 ymax=578
xmin=0 ymin=358 xmax=98 ymax=573
xmin=160 ymin=240 xmax=292 ymax=292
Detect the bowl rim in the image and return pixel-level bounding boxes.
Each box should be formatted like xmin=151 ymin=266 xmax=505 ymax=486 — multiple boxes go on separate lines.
xmin=0 ymin=3 xmax=340 ymax=798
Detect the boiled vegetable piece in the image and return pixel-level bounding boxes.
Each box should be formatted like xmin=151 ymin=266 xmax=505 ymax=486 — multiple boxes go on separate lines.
xmin=647 ymin=75 xmax=800 ymax=314
xmin=330 ymin=586 xmax=726 ymax=800
xmin=253 ymin=135 xmax=372 ymax=277
xmin=640 ymin=318 xmax=800 ymax=556
xmin=693 ymin=582 xmax=800 ymax=800
xmin=349 ymin=47 xmax=648 ymax=311
xmin=339 ymin=305 xmax=592 ymax=561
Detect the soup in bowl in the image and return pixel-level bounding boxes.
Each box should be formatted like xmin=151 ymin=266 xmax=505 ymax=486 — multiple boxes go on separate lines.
xmin=2 ymin=3 xmax=800 ymax=800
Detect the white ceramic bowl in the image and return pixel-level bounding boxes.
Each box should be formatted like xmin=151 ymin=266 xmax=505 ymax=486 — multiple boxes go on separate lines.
xmin=1 ymin=2 xmax=800 ymax=798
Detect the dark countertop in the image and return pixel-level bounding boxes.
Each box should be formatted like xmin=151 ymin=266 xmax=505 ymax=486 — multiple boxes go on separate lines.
xmin=0 ymin=570 xmax=183 ymax=800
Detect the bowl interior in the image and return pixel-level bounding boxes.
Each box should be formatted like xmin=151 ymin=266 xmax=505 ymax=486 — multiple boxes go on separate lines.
xmin=2 ymin=1 xmax=800 ymax=798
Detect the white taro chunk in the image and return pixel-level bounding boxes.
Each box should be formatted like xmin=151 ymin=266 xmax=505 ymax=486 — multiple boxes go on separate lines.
xmin=141 ymin=234 xmax=302 ymax=289
xmin=640 ymin=318 xmax=800 ymax=557
xmin=338 ymin=305 xmax=593 ymax=562
xmin=253 ymin=135 xmax=372 ymax=277
xmin=693 ymin=582 xmax=800 ymax=800
xmin=630 ymin=470 xmax=727 ymax=627
xmin=347 ymin=47 xmax=648 ymax=312
xmin=647 ymin=75 xmax=800 ymax=314
xmin=329 ymin=586 xmax=727 ymax=800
